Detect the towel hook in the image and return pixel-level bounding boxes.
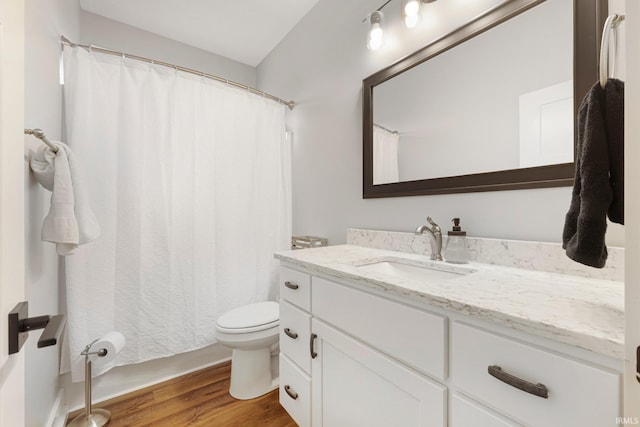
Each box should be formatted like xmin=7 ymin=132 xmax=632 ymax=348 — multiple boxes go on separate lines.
xmin=599 ymin=13 xmax=625 ymax=89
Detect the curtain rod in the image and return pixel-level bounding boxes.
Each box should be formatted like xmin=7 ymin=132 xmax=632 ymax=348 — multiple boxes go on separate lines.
xmin=373 ymin=123 xmax=398 ymax=135
xmin=60 ymin=36 xmax=295 ymax=110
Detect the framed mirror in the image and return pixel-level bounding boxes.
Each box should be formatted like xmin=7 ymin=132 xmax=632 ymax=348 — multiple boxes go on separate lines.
xmin=363 ymin=0 xmax=607 ymax=198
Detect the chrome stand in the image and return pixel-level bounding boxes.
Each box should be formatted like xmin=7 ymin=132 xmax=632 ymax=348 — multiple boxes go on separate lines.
xmin=68 ymin=340 xmax=111 ymax=427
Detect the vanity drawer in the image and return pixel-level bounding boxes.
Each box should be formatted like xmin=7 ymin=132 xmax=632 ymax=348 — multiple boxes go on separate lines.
xmin=280 ymin=266 xmax=311 ymax=311
xmin=451 ymin=322 xmax=620 ymax=427
xmin=280 ymin=354 xmax=311 ymax=427
xmin=280 ymin=300 xmax=312 ymax=374
xmin=312 ymin=276 xmax=447 ymax=380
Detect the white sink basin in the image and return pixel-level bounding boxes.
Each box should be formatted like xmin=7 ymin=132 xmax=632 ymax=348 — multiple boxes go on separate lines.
xmin=356 ymin=259 xmax=473 ymax=283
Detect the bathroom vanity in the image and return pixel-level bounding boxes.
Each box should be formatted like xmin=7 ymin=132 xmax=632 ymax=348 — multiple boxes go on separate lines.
xmin=275 ymin=231 xmax=623 ymax=427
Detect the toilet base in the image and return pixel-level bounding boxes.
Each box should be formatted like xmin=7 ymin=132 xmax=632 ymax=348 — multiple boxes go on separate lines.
xmin=229 ymin=348 xmax=278 ymax=400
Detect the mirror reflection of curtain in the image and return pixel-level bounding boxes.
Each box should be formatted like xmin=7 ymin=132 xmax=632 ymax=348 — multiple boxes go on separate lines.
xmin=373 ymin=124 xmax=400 ymax=184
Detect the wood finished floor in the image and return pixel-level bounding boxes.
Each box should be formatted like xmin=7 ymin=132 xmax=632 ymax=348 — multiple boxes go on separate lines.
xmin=67 ymin=361 xmax=297 ymax=427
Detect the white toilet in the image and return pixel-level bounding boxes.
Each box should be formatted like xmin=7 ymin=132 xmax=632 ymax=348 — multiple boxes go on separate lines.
xmin=215 ymin=301 xmax=279 ymax=400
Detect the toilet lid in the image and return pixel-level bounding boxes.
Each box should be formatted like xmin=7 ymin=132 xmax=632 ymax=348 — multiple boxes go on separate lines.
xmin=217 ymin=301 xmax=279 ymax=330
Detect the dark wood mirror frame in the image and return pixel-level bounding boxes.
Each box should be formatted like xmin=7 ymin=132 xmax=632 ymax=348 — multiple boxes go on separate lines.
xmin=363 ymin=0 xmax=608 ymax=199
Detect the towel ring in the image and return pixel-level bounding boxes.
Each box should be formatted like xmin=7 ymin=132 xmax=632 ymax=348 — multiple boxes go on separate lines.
xmin=599 ymin=14 xmax=625 ymax=89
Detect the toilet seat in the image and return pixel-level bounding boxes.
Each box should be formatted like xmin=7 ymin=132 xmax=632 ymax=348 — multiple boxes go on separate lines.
xmin=216 ymin=301 xmax=279 ymax=334
xmin=216 ymin=321 xmax=278 ymax=334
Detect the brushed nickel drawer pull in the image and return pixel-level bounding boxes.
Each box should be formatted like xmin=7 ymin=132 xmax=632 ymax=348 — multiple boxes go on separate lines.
xmin=284 ymin=385 xmax=298 ymax=400
xmin=284 ymin=328 xmax=298 ymax=339
xmin=488 ymin=365 xmax=548 ymax=399
xmin=284 ymin=281 xmax=299 ymax=290
xmin=310 ymin=333 xmax=318 ymax=359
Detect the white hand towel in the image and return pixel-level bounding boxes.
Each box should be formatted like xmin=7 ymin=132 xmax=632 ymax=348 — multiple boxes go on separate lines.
xmin=29 ymin=141 xmax=100 ymax=255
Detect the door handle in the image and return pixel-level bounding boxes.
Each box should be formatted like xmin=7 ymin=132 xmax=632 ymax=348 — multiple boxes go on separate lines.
xmin=8 ymin=302 xmax=66 ymax=354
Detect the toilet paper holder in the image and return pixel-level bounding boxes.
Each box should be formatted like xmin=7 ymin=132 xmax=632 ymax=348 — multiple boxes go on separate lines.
xmin=67 ymin=339 xmax=114 ymax=427
xmin=8 ymin=301 xmax=65 ymax=355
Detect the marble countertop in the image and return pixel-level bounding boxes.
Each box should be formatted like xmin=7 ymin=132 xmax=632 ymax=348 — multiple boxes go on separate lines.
xmin=275 ymin=244 xmax=624 ymax=359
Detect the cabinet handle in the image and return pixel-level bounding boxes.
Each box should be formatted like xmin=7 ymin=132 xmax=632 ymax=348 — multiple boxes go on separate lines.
xmin=488 ymin=365 xmax=548 ymax=399
xmin=284 ymin=281 xmax=299 ymax=290
xmin=636 ymin=346 xmax=640 ymax=383
xmin=284 ymin=385 xmax=298 ymax=400
xmin=310 ymin=333 xmax=318 ymax=359
xmin=284 ymin=328 xmax=298 ymax=339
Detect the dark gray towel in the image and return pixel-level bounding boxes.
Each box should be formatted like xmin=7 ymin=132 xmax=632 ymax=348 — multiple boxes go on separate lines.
xmin=605 ymin=80 xmax=624 ymax=223
xmin=563 ymin=79 xmax=624 ymax=268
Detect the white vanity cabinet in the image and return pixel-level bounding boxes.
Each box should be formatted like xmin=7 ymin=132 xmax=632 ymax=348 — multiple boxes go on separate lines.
xmin=279 ymin=265 xmax=447 ymax=427
xmin=277 ymin=263 xmax=622 ymax=427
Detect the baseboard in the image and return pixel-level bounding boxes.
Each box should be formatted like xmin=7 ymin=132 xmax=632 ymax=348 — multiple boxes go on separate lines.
xmin=46 ymin=388 xmax=68 ymax=427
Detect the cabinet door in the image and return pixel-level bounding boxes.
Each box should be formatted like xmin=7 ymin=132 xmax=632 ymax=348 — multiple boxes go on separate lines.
xmin=311 ymin=319 xmax=446 ymax=427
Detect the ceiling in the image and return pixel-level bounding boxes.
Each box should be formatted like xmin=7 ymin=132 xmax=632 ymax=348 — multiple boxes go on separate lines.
xmin=79 ymin=0 xmax=320 ymax=67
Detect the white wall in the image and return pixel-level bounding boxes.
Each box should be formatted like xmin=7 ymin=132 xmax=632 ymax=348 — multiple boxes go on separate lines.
xmin=257 ymin=0 xmax=624 ymax=247
xmin=79 ymin=10 xmax=256 ymax=87
xmin=24 ymin=1 xmax=80 ymax=426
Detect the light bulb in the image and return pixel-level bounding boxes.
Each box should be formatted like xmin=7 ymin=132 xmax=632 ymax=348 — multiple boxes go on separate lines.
xmin=402 ymin=0 xmax=423 ymax=29
xmin=404 ymin=14 xmax=420 ymax=28
xmin=404 ymin=0 xmax=420 ymax=16
xmin=367 ymin=11 xmax=384 ymax=51
xmin=370 ymin=23 xmax=383 ymax=41
xmin=368 ymin=34 xmax=383 ymax=51
xmin=368 ymin=27 xmax=383 ymax=50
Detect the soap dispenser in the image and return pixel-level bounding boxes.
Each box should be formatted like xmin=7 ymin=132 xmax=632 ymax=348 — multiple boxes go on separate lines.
xmin=444 ymin=218 xmax=468 ymax=264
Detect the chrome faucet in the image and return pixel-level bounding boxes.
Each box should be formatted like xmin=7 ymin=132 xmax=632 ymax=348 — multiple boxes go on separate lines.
xmin=415 ymin=217 xmax=443 ymax=261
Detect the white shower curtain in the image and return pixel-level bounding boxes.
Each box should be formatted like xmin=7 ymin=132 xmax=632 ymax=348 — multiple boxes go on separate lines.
xmin=373 ymin=124 xmax=400 ymax=184
xmin=62 ymin=46 xmax=291 ymax=380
